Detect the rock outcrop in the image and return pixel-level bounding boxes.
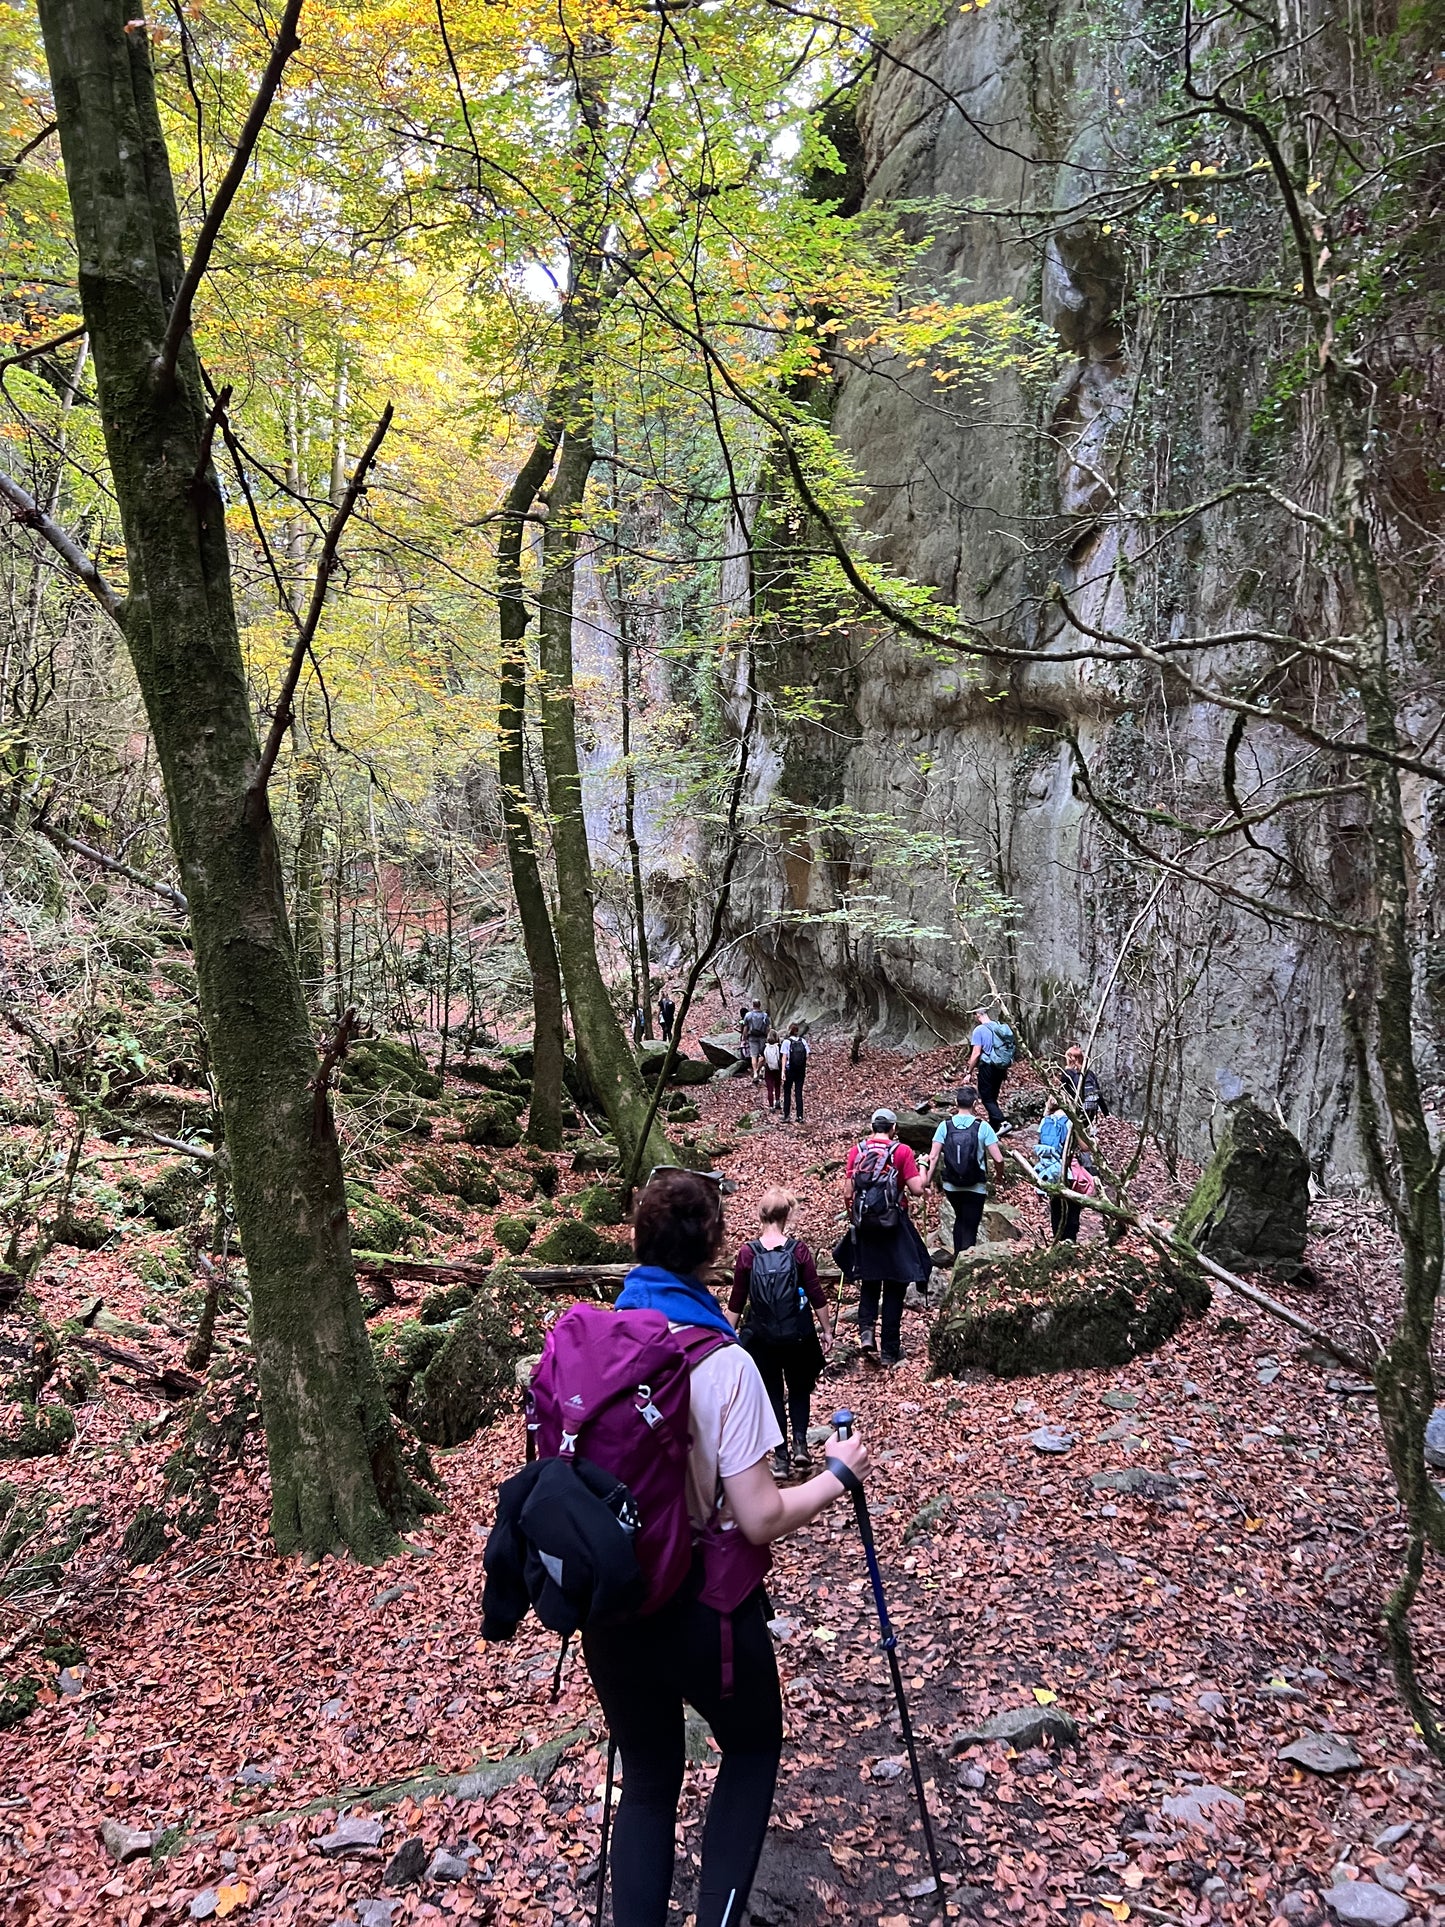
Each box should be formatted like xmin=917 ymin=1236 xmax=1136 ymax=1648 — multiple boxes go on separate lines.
xmin=1175 ymin=1097 xmax=1310 ymax=1277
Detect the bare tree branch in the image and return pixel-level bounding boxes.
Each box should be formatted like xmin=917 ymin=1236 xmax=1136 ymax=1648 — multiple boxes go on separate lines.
xmin=0 ymin=463 xmax=124 ymax=622
xmin=155 ymin=0 xmax=305 ymax=389
xmin=247 ymin=404 xmax=393 ymax=807
xmin=37 ymin=822 xmax=188 ymax=913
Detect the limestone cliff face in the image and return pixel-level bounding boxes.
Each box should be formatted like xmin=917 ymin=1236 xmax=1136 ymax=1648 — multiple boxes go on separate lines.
xmin=724 ymin=1 xmax=1434 ymax=1169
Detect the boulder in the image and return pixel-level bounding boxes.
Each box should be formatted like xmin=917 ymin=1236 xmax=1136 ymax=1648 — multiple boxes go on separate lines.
xmin=637 ymin=1043 xmax=715 ymax=1086
xmin=384 ymin=1837 xmax=428 ymax=1887
xmin=1424 ymin=1406 xmax=1445 ymax=1470
xmin=1175 ymin=1096 xmax=1309 ymax=1278
xmin=1161 ymin=1784 xmax=1246 ymax=1830
xmin=142 ymin=1161 xmax=205 ymax=1230
xmin=1323 ymin=1883 xmax=1410 ymax=1927
xmin=929 ymin=1243 xmax=1209 ymax=1379
xmin=462 ymin=1097 xmax=523 ymax=1149
xmin=100 ymin=1817 xmax=155 ymax=1863
xmin=403 ymin=1270 xmax=547 ymax=1447
xmin=575 ymin=1183 xmax=626 ymax=1226
xmin=492 ymin=1215 xmax=536 ymax=1257
xmin=348 ymin=1185 xmax=423 ymax=1257
xmin=530 ymin=1219 xmax=630 ymax=1266
xmin=315 ymin=1814 xmax=385 ymax=1855
xmin=699 ymin=1033 xmax=745 ymax=1069
xmin=893 ymin=1109 xmax=940 ymax=1155
xmin=1278 ymin=1731 xmax=1363 ymax=1775
xmin=340 ymin=1037 xmax=443 ymax=1102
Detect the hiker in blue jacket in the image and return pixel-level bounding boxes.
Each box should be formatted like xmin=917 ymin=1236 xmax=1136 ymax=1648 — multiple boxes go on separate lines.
xmin=967 ymin=1005 xmax=1016 ymax=1131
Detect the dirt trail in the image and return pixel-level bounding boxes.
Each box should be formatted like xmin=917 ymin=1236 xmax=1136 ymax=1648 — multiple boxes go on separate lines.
xmin=2 ymin=1033 xmax=1442 ymax=1926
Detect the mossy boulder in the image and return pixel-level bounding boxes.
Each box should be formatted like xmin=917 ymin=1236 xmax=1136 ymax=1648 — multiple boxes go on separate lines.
xmin=893 ymin=1109 xmax=941 ymax=1156
xmin=419 ymin=1281 xmax=475 ymax=1325
xmin=493 ymin=1214 xmax=537 ymax=1257
xmin=399 ymin=1266 xmax=548 ymax=1447
xmin=457 ymin=1160 xmax=502 ymax=1209
xmin=347 ymin=1184 xmax=422 ymax=1256
xmin=699 ymin=1033 xmax=744 ymax=1070
xmin=371 ymin=1318 xmax=452 ymax=1413
xmin=49 ymin=1215 xmax=112 ymax=1251
xmin=521 ymin=1148 xmax=560 ymax=1197
xmin=340 ymin=1036 xmax=443 ymax=1102
xmin=142 ymin=1162 xmax=205 ymax=1230
xmin=928 ymin=1243 xmax=1209 ymax=1380
xmin=0 ymin=1401 xmax=76 ymax=1460
xmin=463 ymin=1097 xmax=524 ymax=1149
xmin=531 ymin=1218 xmax=631 ymax=1266
xmin=1175 ymin=1096 xmax=1309 ymax=1278
xmin=575 ymin=1183 xmax=626 ymax=1226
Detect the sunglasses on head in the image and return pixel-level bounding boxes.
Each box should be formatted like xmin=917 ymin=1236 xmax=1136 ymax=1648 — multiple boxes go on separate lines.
xmin=645 ymin=1165 xmax=738 ymax=1195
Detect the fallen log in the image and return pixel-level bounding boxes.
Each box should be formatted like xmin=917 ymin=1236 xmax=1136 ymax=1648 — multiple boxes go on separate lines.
xmin=71 ymin=1333 xmax=203 ymax=1398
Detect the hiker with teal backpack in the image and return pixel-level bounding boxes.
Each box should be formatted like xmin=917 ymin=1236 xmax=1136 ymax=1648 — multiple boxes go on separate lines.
xmin=730 ymin=1186 xmax=830 ymax=1476
xmin=481 ymin=1168 xmax=869 ymax=1927
xmin=925 ymin=1085 xmax=1004 ymax=1255
xmin=967 ymin=1005 xmax=1016 ymax=1131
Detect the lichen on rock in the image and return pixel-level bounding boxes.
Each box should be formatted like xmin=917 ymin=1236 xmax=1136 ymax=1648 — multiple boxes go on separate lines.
xmin=928 ymin=1242 xmax=1209 ymax=1379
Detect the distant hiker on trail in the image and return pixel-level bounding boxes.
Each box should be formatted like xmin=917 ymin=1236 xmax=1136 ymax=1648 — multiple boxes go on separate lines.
xmin=834 ymin=1108 xmax=930 ymax=1366
xmin=762 ymin=1030 xmax=783 ymax=1110
xmin=925 ymin=1085 xmax=1004 ymax=1255
xmin=482 ymin=1167 xmax=869 ymax=1927
xmin=1060 ymin=1043 xmax=1107 ymax=1122
xmin=781 ymin=1022 xmax=809 ymax=1123
xmin=967 ymin=1006 xmax=1016 ymax=1131
xmin=742 ymin=999 xmax=770 ymax=1082
xmin=730 ymin=1187 xmax=830 ymax=1476
xmin=658 ymin=991 xmax=677 ymax=1041
xmin=633 ymin=1003 xmax=647 ymax=1046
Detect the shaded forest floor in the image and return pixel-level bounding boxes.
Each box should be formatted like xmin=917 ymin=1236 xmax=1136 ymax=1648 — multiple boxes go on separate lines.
xmin=2 ymin=1021 xmax=1444 ymax=1927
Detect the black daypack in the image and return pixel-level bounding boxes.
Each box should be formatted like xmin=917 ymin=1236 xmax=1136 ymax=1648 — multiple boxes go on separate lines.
xmin=940 ymin=1117 xmax=984 ymax=1188
xmin=851 ymin=1141 xmax=902 ymax=1229
xmin=745 ymin=1238 xmax=809 ymax=1344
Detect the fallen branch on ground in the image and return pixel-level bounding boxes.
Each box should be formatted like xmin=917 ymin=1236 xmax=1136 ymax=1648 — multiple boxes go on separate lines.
xmin=70 ymin=1334 xmax=203 ymax=1398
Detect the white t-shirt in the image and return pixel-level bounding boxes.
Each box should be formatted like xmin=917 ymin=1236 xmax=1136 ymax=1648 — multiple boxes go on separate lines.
xmin=680 ymin=1335 xmax=782 ymax=1531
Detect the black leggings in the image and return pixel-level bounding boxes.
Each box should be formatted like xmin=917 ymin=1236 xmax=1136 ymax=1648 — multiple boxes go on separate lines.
xmin=749 ymin=1337 xmax=819 ymax=1449
xmin=976 ymin=1060 xmax=1008 ymax=1127
xmin=583 ymin=1586 xmax=783 ymax=1927
xmin=782 ymin=1067 xmax=805 ymax=1120
xmin=856 ymin=1277 xmax=906 ymax=1360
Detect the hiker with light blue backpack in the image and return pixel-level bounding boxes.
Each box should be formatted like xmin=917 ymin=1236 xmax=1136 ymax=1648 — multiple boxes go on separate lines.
xmin=966 ymin=1005 xmax=1016 ymax=1131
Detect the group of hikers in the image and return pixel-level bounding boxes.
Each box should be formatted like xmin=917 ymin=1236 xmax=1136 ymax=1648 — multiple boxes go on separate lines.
xmin=738 ymin=998 xmax=811 ymax=1119
xmin=482 ymin=1006 xmax=1114 ymax=1927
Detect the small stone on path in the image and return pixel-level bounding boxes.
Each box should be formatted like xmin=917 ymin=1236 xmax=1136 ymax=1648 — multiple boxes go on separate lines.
xmin=236 ymin=1764 xmax=274 ymax=1788
xmin=99 ymin=1818 xmax=154 ymax=1863
xmin=869 ymin=1756 xmax=905 ymax=1782
xmin=1323 ymin=1880 xmax=1410 ymax=1926
xmin=1089 ymin=1468 xmax=1179 ymax=1498
xmin=1029 ymin=1427 xmax=1074 ymax=1455
xmin=952 ymin=1705 xmax=1080 ymax=1751
xmin=1161 ymin=1784 xmax=1245 ymax=1830
xmin=1373 ymin=1823 xmax=1412 ymax=1849
xmin=384 ymin=1837 xmax=428 ymax=1887
xmin=315 ymin=1815 xmax=384 ymax=1855
xmin=188 ymin=1892 xmax=219 ymax=1922
xmin=355 ymin=1902 xmax=396 ymax=1927
xmin=427 ymin=1849 xmax=471 ymax=1882
xmin=1279 ymin=1731 xmax=1363 ymax=1775
xmin=1102 ymin=1389 xmax=1139 ymax=1410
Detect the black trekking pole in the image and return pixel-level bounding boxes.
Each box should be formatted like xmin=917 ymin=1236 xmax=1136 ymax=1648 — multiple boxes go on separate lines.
xmin=594 ymin=1734 xmax=616 ymax=1927
xmin=829 ymin=1409 xmax=946 ymax=1905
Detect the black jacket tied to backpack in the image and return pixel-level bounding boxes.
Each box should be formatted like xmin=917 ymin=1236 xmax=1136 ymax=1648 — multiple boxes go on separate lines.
xmin=482 ymin=1456 xmax=646 ymax=1641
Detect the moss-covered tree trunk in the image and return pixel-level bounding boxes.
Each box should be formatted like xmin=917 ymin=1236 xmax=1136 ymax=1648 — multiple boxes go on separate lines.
xmin=38 ymin=0 xmax=417 ymax=1560
xmin=496 ymin=435 xmax=567 ymax=1150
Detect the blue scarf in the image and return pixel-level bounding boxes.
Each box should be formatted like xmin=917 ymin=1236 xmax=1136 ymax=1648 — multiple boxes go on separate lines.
xmin=616 ymin=1264 xmax=735 ymax=1338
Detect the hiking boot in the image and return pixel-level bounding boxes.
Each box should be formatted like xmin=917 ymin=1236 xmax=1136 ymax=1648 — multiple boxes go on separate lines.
xmin=791 ymin=1439 xmax=811 ymax=1468
xmin=881 ymin=1353 xmax=903 ymax=1370
xmin=772 ymin=1447 xmax=791 ymax=1480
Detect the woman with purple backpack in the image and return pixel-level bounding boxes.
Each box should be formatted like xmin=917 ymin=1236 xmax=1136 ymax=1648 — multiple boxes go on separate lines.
xmin=584 ymin=1168 xmax=869 ymax=1927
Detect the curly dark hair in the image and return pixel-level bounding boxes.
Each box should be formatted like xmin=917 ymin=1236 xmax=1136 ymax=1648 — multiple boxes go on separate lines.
xmin=632 ymin=1169 xmax=725 ymax=1276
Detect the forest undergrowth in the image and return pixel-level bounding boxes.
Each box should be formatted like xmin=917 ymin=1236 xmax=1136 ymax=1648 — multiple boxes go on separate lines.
xmin=1 ymin=986 xmax=1443 ymax=1927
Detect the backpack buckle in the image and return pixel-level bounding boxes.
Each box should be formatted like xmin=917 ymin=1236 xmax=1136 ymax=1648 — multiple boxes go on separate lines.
xmin=636 ymin=1385 xmax=663 ymax=1428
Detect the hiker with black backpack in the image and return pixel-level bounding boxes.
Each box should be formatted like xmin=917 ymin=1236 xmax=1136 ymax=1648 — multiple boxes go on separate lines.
xmin=481 ymin=1167 xmax=868 ymax=1927
xmin=967 ymin=1005 xmax=1017 ymax=1131
xmin=1060 ymin=1042 xmax=1108 ymax=1121
xmin=925 ymin=1085 xmax=1004 ymax=1255
xmin=741 ymin=999 xmax=770 ymax=1082
xmin=658 ymin=991 xmax=677 ymax=1041
xmin=780 ymin=1022 xmax=809 ymax=1122
xmin=833 ymin=1108 xmax=931 ymax=1366
xmin=730 ymin=1187 xmax=829 ymax=1476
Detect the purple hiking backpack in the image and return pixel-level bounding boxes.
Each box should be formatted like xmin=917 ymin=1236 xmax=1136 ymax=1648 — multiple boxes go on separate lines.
xmin=527 ymin=1302 xmax=732 ymax=1615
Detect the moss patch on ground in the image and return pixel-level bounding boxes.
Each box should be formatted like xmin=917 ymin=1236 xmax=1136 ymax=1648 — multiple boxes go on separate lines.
xmin=928 ymin=1242 xmax=1210 ymax=1380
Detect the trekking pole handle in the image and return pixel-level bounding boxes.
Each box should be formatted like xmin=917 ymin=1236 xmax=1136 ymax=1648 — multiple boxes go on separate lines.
xmin=832 ymin=1408 xmax=854 ymax=1440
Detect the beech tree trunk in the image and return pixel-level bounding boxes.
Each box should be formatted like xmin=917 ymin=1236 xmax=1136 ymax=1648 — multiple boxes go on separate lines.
xmin=537 ymin=425 xmax=671 ymax=1175
xmin=497 ymin=436 xmax=567 ymax=1150
xmin=38 ymin=0 xmax=418 ymax=1560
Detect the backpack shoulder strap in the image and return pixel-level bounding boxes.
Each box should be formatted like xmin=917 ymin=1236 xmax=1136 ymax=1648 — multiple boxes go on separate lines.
xmin=673 ymin=1324 xmax=736 ymax=1368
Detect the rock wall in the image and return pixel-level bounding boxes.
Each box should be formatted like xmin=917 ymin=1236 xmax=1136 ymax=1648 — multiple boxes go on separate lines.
xmin=720 ymin=0 xmax=1439 ymax=1171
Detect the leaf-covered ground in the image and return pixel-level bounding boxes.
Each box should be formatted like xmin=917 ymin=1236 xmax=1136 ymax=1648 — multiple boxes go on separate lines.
xmin=2 ymin=1020 xmax=1443 ymax=1927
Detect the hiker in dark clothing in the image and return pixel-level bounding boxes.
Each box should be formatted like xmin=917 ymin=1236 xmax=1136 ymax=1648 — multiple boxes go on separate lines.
xmin=730 ymin=1188 xmax=830 ymax=1474
xmin=579 ymin=1170 xmax=869 ymax=1927
xmin=833 ymin=1109 xmax=931 ymax=1366
xmin=742 ymin=999 xmax=770 ymax=1082
xmin=658 ymin=992 xmax=677 ymax=1041
xmin=633 ymin=1003 xmax=647 ymax=1046
xmin=967 ymin=1006 xmax=1017 ymax=1130
xmin=1060 ymin=1043 xmax=1108 ymax=1121
xmin=781 ymin=1023 xmax=809 ymax=1122
xmin=925 ymin=1085 xmax=1004 ymax=1256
